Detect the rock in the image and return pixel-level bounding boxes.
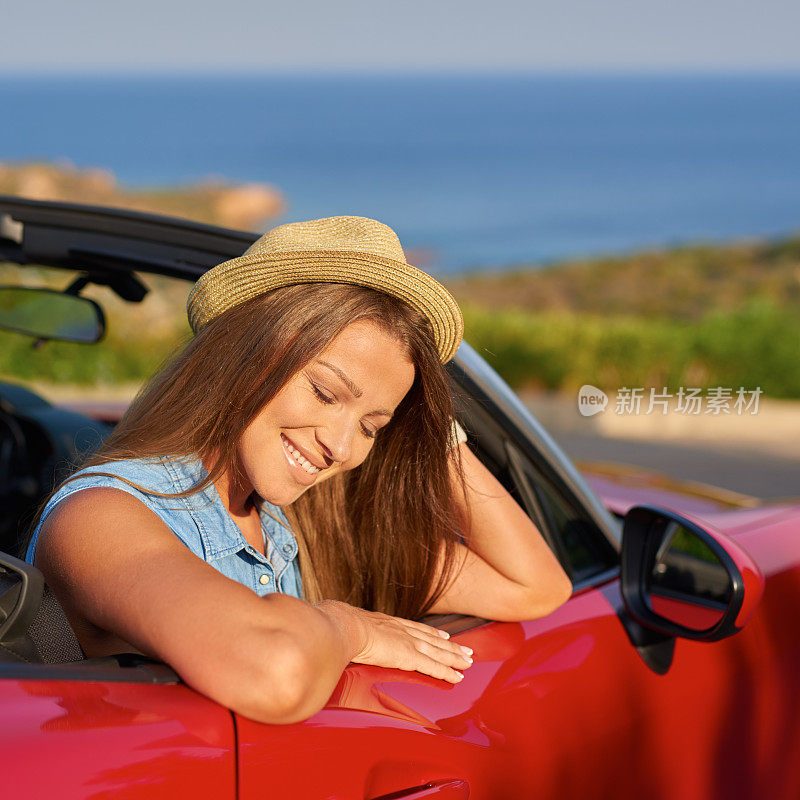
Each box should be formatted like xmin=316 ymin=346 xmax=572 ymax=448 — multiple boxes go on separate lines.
xmin=0 ymin=161 xmax=285 ymax=228
xmin=214 ymin=183 xmax=285 ymax=229
xmin=82 ymin=168 xmax=117 ymax=196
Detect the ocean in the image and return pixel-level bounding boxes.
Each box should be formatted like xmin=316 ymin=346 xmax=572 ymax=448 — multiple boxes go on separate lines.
xmin=2 ymin=73 xmax=799 ymax=274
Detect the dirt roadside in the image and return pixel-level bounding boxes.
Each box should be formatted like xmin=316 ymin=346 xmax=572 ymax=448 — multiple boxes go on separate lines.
xmin=520 ymin=389 xmax=800 ymax=461
xmin=16 ymin=380 xmax=798 ymax=462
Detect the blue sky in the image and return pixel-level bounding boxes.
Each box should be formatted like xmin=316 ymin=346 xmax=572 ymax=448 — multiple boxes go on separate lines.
xmin=4 ymin=0 xmax=800 ymax=73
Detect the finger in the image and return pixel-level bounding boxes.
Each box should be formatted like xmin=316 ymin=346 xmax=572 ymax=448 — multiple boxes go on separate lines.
xmin=398 ymin=624 xmax=474 ymax=662
xmin=394 ymin=617 xmax=452 ymax=640
xmin=413 ymin=638 xmax=473 ymax=670
xmin=406 ymin=651 xmax=465 ymax=684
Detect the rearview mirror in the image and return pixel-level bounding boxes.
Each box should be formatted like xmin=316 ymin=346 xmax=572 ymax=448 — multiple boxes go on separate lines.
xmin=0 ymin=286 xmax=105 ymax=343
xmin=621 ymin=505 xmax=764 ymax=642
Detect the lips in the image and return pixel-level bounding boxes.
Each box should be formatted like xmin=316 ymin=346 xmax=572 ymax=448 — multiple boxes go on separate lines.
xmin=280 ymin=433 xmax=326 ymax=480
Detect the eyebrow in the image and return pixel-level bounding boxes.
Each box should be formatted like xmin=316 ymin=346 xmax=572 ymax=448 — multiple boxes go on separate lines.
xmin=315 ymin=359 xmax=394 ymax=418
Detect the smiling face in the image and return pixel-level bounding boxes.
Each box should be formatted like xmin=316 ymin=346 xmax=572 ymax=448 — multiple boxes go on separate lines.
xmin=234 ymin=319 xmax=416 ymax=507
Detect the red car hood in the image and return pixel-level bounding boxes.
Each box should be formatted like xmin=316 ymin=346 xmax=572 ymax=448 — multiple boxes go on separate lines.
xmin=580 ymin=460 xmax=800 ymax=539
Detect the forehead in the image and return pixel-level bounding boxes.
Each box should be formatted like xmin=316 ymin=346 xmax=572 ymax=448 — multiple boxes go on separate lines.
xmin=314 ymin=320 xmax=415 ymax=402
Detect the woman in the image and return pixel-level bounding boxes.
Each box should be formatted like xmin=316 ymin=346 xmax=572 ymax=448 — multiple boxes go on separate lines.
xmin=26 ymin=216 xmax=572 ymax=724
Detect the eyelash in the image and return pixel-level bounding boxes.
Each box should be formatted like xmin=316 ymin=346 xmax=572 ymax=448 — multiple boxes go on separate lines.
xmin=310 ymin=382 xmax=377 ymax=439
xmin=311 ymin=383 xmax=335 ymax=405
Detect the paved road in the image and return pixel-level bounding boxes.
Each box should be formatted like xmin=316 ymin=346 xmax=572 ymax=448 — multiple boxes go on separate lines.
xmin=547 ymin=429 xmax=800 ymax=501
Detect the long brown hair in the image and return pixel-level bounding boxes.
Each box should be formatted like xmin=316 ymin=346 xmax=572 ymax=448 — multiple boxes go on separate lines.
xmin=36 ymin=283 xmax=465 ymax=619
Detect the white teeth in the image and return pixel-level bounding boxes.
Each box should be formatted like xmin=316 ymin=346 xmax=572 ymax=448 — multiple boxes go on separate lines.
xmin=281 ymin=435 xmax=320 ymax=474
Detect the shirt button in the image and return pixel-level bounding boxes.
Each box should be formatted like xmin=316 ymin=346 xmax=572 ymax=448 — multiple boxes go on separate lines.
xmin=282 ymin=544 xmax=293 ymax=554
xmin=259 ymin=574 xmax=271 ymax=585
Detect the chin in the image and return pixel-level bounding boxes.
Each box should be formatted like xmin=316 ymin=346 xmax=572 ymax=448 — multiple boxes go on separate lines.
xmin=254 ymin=483 xmax=304 ymax=507
xmin=250 ymin=446 xmax=336 ymax=506
xmin=257 ymin=474 xmax=319 ymax=507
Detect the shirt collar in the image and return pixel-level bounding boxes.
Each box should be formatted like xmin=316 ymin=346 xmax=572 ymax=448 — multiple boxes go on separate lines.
xmin=161 ymin=455 xmax=297 ymax=562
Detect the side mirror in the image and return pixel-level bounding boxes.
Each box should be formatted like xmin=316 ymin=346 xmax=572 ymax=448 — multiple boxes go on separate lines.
xmin=621 ymin=505 xmax=764 ymax=642
xmin=0 ymin=286 xmax=105 ymax=343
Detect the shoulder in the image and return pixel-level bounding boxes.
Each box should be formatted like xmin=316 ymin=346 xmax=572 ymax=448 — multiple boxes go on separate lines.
xmin=33 ymin=485 xmax=198 ymax=628
xmin=48 ymin=454 xmax=206 ymax=513
xmin=36 ymin=457 xmax=174 ymax=531
xmin=63 ymin=457 xmax=180 ymax=494
xmin=28 ymin=456 xmax=205 ymax=564
xmin=33 ymin=484 xmax=248 ymax=661
xmin=37 ymin=484 xmax=184 ymax=563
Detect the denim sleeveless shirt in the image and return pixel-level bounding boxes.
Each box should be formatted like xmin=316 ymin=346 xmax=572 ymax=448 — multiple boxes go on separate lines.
xmin=26 ymin=456 xmax=303 ymax=599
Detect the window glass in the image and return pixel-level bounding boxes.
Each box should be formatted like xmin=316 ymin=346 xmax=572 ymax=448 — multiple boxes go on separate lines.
xmin=527 ymin=471 xmax=615 ymax=580
xmin=454 ymin=387 xmax=617 ymax=587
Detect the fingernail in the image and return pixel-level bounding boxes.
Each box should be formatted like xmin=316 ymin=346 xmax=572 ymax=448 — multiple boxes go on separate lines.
xmin=438 ymin=630 xmax=450 ymax=639
xmin=454 ymin=671 xmax=464 ymax=681
xmin=459 ymin=645 xmax=473 ymax=656
xmin=463 ymin=656 xmax=473 ymax=665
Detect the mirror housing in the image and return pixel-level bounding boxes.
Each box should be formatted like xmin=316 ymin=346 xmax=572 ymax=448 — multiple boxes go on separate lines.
xmin=621 ymin=505 xmax=764 ymax=642
xmin=0 ymin=286 xmax=105 ymax=343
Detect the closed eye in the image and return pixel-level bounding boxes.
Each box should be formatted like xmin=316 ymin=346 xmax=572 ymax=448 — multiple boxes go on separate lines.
xmin=360 ymin=424 xmax=377 ymax=440
xmin=311 ymin=383 xmax=335 ymax=405
xmin=311 ymin=378 xmax=380 ymax=439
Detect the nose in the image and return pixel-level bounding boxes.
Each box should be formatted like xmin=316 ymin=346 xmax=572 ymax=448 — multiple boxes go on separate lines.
xmin=316 ymin=418 xmax=355 ymax=465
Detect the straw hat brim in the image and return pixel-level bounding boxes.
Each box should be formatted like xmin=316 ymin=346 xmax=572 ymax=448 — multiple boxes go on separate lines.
xmin=187 ymin=249 xmax=464 ymax=363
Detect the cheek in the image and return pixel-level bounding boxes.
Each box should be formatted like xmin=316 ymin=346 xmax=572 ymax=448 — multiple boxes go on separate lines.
xmin=237 ymin=411 xmax=284 ymax=469
xmin=236 ymin=430 xmax=268 ymax=480
xmin=313 ymin=438 xmax=374 ymax=484
xmin=242 ymin=388 xmax=310 ymax=445
xmin=345 ymin=438 xmax=376 ymax=470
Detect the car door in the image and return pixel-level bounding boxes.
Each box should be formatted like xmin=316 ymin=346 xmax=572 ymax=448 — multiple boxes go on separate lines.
xmin=453 ymin=384 xmax=800 ymax=800
xmin=0 ymin=666 xmax=237 ymax=800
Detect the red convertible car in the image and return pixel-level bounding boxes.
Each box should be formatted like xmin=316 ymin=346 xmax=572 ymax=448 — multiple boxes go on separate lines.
xmin=0 ymin=196 xmax=797 ymax=800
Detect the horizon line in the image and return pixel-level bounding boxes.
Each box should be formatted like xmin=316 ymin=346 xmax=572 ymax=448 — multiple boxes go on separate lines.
xmin=3 ymin=66 xmax=800 ymax=79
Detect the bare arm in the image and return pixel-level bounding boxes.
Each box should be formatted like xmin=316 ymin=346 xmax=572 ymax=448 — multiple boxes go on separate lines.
xmin=427 ymin=443 xmax=573 ymax=620
xmin=36 ymin=488 xmax=473 ymax=724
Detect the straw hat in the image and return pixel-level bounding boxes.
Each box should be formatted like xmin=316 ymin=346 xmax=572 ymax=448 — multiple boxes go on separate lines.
xmin=187 ymin=215 xmax=463 ymax=363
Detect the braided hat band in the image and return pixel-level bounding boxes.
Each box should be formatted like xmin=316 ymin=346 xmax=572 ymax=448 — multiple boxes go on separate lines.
xmin=187 ymin=216 xmax=464 ymax=363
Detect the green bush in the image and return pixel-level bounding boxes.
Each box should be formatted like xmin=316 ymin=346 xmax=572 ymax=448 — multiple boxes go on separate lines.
xmin=0 ymin=329 xmax=186 ymax=386
xmin=1 ymin=298 xmax=797 ymax=399
xmin=463 ymin=300 xmax=800 ymax=397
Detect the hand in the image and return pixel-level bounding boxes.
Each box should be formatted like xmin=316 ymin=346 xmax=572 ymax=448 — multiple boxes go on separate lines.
xmin=315 ymin=600 xmax=473 ymax=684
